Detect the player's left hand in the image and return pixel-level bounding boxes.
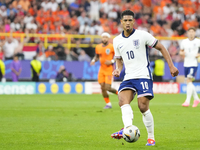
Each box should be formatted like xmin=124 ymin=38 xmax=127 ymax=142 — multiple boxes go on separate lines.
xmin=105 ymin=60 xmax=112 ymax=65
xmin=170 ymin=66 xmax=179 ymax=77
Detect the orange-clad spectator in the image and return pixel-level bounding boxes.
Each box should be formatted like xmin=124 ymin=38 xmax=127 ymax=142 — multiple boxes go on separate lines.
xmin=19 ymin=0 xmax=30 ymax=12
xmin=44 ymin=13 xmax=52 ymax=23
xmin=99 ymin=14 xmax=108 ymax=25
xmin=161 ymin=0 xmax=172 ymax=7
xmin=100 ymin=0 xmax=107 ymax=3
xmin=153 ymin=4 xmax=163 ymax=14
xmin=37 ymin=8 xmax=44 ymax=16
xmin=43 ymin=21 xmax=55 ymax=32
xmin=150 ymin=21 xmax=162 ymax=36
xmin=51 ymin=14 xmax=60 ymax=23
xmin=59 ymin=7 xmax=69 ymax=18
xmin=52 ymin=9 xmax=58 ymax=16
xmin=70 ymin=15 xmax=79 ymax=29
xmin=12 ymin=0 xmax=20 ymax=8
xmin=28 ymin=5 xmax=37 ymax=16
xmin=142 ymin=0 xmax=151 ymax=7
xmin=45 ymin=45 xmax=56 ymax=60
xmin=178 ymin=0 xmax=183 ymax=4
xmin=110 ymin=22 xmax=119 ymax=35
xmin=0 ymin=26 xmax=5 ymax=40
xmin=36 ymin=14 xmax=45 ymax=25
xmin=184 ymin=6 xmax=195 ymax=15
xmin=183 ymin=19 xmax=193 ymax=31
xmin=37 ymin=8 xmax=50 ymax=17
xmin=131 ymin=1 xmax=142 ymax=13
xmin=121 ymin=2 xmax=132 ymax=12
xmin=102 ymin=23 xmax=110 ymax=32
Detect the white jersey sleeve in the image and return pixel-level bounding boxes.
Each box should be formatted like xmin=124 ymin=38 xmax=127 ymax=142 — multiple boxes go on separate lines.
xmin=144 ymin=31 xmax=158 ymax=47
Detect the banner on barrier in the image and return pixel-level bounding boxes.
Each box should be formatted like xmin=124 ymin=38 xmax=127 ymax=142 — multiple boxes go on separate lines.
xmin=153 ymin=82 xmax=180 ymax=94
xmin=0 ymin=82 xmax=35 ymax=94
xmin=36 ymin=82 xmax=85 ymax=94
xmin=85 ymin=82 xmax=180 ymax=94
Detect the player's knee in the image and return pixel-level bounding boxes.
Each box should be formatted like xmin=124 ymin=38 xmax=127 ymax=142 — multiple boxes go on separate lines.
xmin=138 ymin=102 xmax=148 ymax=113
xmin=118 ymin=95 xmax=128 ymax=107
xmin=100 ymin=85 xmax=105 ymax=91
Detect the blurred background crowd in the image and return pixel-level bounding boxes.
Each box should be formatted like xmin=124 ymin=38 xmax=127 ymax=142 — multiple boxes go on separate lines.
xmin=0 ymin=0 xmax=200 ymax=63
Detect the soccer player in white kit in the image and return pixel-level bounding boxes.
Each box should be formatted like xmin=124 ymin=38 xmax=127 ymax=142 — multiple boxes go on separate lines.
xmin=180 ymin=27 xmax=200 ymax=107
xmin=111 ymin=10 xmax=179 ymax=146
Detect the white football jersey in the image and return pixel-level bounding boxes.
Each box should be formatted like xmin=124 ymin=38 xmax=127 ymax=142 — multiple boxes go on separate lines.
xmin=113 ymin=29 xmax=158 ymax=81
xmin=180 ymin=38 xmax=200 ymax=67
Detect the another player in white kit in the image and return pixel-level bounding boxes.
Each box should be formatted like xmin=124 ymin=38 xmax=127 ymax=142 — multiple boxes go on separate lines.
xmin=180 ymin=27 xmax=200 ymax=107
xmin=111 ymin=10 xmax=179 ymax=146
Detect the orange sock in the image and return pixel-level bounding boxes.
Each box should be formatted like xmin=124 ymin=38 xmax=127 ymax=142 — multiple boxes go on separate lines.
xmin=116 ymin=91 xmax=118 ymax=95
xmin=104 ymin=97 xmax=110 ymax=104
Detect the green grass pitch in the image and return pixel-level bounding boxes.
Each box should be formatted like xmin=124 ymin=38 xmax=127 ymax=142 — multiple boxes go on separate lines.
xmin=0 ymin=94 xmax=199 ymax=150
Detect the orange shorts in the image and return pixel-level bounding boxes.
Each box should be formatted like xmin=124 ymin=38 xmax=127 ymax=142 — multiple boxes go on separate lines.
xmin=98 ymin=72 xmax=113 ymax=85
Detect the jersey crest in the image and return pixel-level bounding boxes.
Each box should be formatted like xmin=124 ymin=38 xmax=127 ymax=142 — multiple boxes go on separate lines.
xmin=106 ymin=49 xmax=110 ymax=54
xmin=133 ymin=39 xmax=139 ymax=49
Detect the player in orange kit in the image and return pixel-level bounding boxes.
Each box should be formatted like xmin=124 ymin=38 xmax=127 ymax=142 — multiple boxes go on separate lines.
xmin=90 ymin=32 xmax=118 ymax=109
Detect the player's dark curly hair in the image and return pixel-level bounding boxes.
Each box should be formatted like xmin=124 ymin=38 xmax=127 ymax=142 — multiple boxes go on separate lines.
xmin=121 ymin=10 xmax=135 ymax=19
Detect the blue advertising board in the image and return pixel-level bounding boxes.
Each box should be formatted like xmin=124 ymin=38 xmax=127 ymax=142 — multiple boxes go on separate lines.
xmin=180 ymin=83 xmax=200 ymax=93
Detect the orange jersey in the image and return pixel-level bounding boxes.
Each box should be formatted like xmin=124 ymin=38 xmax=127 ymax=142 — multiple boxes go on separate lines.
xmin=95 ymin=43 xmax=114 ymax=74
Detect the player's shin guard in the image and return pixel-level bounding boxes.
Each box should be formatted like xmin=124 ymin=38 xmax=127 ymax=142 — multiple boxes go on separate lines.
xmin=121 ymin=104 xmax=133 ymax=128
xmin=142 ymin=109 xmax=154 ymax=140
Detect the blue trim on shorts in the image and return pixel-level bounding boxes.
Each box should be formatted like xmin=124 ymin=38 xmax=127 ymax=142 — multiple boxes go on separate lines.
xmin=184 ymin=67 xmax=197 ymax=78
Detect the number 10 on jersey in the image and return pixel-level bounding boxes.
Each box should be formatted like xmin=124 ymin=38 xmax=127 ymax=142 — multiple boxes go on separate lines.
xmin=126 ymin=51 xmax=134 ymax=60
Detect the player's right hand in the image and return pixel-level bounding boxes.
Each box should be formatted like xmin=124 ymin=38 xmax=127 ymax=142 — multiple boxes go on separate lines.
xmin=170 ymin=66 xmax=179 ymax=77
xmin=112 ymin=69 xmax=121 ymax=77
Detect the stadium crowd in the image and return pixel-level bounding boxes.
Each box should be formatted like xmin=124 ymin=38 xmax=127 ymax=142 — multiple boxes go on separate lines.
xmin=0 ymin=0 xmax=200 ymax=62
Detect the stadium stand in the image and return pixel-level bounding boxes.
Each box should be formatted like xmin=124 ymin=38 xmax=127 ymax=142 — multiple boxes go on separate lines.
xmin=0 ymin=0 xmax=199 ymax=61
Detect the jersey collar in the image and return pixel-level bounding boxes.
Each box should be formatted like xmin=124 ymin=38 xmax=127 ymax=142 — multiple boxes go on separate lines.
xmin=122 ymin=28 xmax=135 ymax=38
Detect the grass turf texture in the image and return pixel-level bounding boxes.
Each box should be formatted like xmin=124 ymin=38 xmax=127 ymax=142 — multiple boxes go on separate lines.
xmin=0 ymin=94 xmax=199 ymax=150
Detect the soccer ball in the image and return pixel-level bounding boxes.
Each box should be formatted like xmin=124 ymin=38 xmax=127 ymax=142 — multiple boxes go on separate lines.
xmin=123 ymin=125 xmax=140 ymax=143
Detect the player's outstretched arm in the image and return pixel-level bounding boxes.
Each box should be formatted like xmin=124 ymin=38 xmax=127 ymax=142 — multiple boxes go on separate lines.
xmin=90 ymin=54 xmax=99 ymax=66
xmin=154 ymin=41 xmax=179 ymax=77
xmin=112 ymin=58 xmax=123 ymax=77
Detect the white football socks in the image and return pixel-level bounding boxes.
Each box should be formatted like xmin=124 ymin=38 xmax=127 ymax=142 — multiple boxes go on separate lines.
xmin=121 ymin=104 xmax=133 ymax=128
xmin=142 ymin=109 xmax=154 ymax=140
xmin=186 ymin=82 xmax=193 ymax=103
xmin=191 ymin=83 xmax=199 ymax=100
xmin=186 ymin=82 xmax=199 ymax=103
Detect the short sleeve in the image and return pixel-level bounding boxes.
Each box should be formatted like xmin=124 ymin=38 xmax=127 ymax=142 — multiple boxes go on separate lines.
xmin=144 ymin=31 xmax=158 ymax=47
xmin=113 ymin=38 xmax=121 ymax=58
xmin=180 ymin=40 xmax=185 ymax=50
